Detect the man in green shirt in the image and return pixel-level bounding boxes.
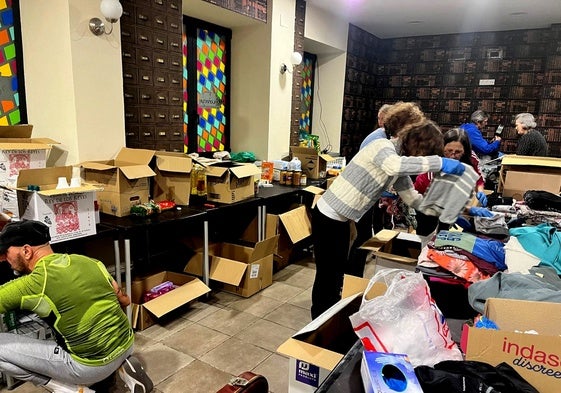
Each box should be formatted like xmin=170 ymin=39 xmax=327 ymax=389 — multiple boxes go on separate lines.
xmin=0 ymin=220 xmax=153 ymax=393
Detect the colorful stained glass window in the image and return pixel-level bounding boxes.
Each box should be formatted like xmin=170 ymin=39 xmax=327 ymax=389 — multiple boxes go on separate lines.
xmin=0 ymin=0 xmax=25 ymax=125
xmin=299 ymin=53 xmax=316 ymax=134
xmin=183 ymin=17 xmax=230 ymax=153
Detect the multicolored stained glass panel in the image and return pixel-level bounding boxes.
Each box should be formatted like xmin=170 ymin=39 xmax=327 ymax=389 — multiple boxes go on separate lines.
xmin=183 ymin=26 xmax=228 ymax=153
xmin=195 ymin=29 xmax=227 ymax=152
xmin=0 ymin=0 xmax=22 ymax=125
xmin=299 ymin=56 xmax=314 ymax=134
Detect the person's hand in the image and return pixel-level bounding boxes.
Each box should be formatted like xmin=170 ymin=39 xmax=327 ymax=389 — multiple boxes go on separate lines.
xmin=495 ymin=136 xmax=502 ymax=142
xmin=476 ymin=191 xmax=488 ymax=207
xmin=469 ymin=207 xmax=494 ymax=217
xmin=440 ymin=158 xmax=465 ymax=176
xmin=455 ymin=216 xmax=472 ymax=230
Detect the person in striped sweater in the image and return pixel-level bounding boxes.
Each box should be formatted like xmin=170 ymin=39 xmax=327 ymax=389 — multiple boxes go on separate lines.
xmin=310 ymin=103 xmax=465 ymax=319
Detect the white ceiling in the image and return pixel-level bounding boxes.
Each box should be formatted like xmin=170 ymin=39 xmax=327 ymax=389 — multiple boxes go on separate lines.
xmin=305 ymin=0 xmax=561 ymax=39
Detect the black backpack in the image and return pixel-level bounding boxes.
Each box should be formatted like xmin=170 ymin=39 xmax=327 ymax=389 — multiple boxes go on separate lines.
xmin=523 ymin=190 xmax=561 ymax=213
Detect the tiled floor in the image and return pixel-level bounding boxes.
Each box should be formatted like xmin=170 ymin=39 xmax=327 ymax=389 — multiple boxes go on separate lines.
xmin=1 ymin=254 xmax=378 ymax=393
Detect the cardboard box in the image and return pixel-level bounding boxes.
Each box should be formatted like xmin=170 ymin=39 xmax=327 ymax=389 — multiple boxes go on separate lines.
xmin=205 ymin=162 xmax=261 ymax=204
xmin=461 ymin=298 xmax=561 ymax=393
xmin=0 ymin=124 xmax=59 ymax=185
xmin=185 ymin=235 xmax=279 ymax=298
xmin=290 ymin=147 xmax=335 ymax=179
xmin=498 ymin=155 xmax=561 ymax=200
xmin=240 ymin=205 xmax=312 ymax=271
xmin=360 ymin=230 xmax=420 ymax=271
xmin=152 ymin=151 xmax=192 ymax=205
xmin=14 ymin=166 xmax=100 ymax=243
xmin=81 ymin=147 xmax=156 ymax=216
xmin=277 ymin=275 xmax=386 ymax=392
xmin=130 ymin=271 xmax=210 ymax=330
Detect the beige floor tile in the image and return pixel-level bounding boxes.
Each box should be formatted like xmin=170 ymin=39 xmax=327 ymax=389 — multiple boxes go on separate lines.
xmin=264 ymin=303 xmax=311 ymax=330
xmin=134 ymin=342 xmax=195 ymax=386
xmin=275 ymin=268 xmax=315 ymax=290
xmin=234 ymin=318 xmax=296 ymax=352
xmin=260 ymin=281 xmax=306 ymax=302
xmin=287 ymin=287 xmax=312 ymax=310
xmin=197 ymin=308 xmax=259 ymax=336
xmin=162 ymin=323 xmax=229 ymax=358
xmin=253 ymin=353 xmax=290 ymax=393
xmin=206 ymin=290 xmax=241 ymax=307
xmin=135 ymin=314 xmax=193 ymax=342
xmin=182 ymin=301 xmax=223 ymax=322
xmin=156 ymin=360 xmax=233 ymax=393
xmin=229 ymin=293 xmax=284 ymax=317
xmin=200 ymin=337 xmax=272 ymax=376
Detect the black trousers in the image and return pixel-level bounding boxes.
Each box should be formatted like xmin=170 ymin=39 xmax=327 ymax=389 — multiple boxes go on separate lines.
xmin=346 ymin=205 xmax=375 ymax=277
xmin=311 ymin=206 xmax=351 ymax=319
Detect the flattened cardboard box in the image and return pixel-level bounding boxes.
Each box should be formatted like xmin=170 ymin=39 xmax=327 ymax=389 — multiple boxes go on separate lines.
xmin=81 ymin=147 xmax=156 ymax=217
xmin=130 ymin=271 xmax=210 ymax=331
xmin=498 ymin=154 xmax=561 ymax=199
xmin=15 ymin=166 xmax=100 ymax=243
xmin=185 ymin=235 xmax=279 ymax=298
xmin=240 ymin=205 xmax=312 ymax=271
xmin=0 ymin=124 xmax=59 ymax=185
xmin=462 ymin=298 xmax=561 ymax=393
xmin=152 ymin=151 xmax=192 ymax=206
xmin=290 ymin=147 xmax=335 ymax=179
xmin=205 ymin=162 xmax=261 ymax=204
xmin=277 ymin=275 xmax=386 ymax=393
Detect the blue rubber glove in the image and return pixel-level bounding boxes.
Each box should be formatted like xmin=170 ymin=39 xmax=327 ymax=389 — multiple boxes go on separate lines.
xmin=476 ymin=191 xmax=488 ymax=207
xmin=455 ymin=216 xmax=472 ymax=230
xmin=469 ymin=206 xmax=494 ymax=217
xmin=440 ymin=158 xmax=465 ymax=176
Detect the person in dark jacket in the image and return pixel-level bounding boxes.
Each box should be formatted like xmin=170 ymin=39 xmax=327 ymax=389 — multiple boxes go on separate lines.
xmin=514 ymin=112 xmax=548 ymax=156
xmin=459 ymin=110 xmax=501 ymax=158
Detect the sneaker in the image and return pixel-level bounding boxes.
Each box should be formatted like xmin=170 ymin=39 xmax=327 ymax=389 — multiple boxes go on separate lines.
xmin=118 ymin=356 xmax=154 ymax=393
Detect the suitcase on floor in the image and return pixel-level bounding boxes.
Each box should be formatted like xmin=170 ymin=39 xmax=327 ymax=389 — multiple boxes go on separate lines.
xmin=217 ymin=371 xmax=269 ymax=393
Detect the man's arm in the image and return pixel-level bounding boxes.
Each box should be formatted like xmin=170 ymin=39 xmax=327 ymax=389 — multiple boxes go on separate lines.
xmin=111 ymin=279 xmax=130 ymax=308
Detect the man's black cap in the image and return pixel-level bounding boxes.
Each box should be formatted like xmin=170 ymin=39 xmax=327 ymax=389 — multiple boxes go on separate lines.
xmin=0 ymin=220 xmax=51 ymax=253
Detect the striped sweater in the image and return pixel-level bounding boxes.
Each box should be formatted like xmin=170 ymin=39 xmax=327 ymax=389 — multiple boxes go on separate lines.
xmin=319 ymin=138 xmax=442 ymax=222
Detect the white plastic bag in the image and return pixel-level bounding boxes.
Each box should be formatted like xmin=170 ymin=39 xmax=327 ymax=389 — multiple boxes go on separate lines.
xmin=349 ymin=269 xmax=463 ymax=367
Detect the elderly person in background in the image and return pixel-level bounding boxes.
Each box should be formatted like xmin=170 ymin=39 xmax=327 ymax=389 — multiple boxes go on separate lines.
xmin=515 ymin=113 xmax=548 ymax=156
xmin=460 ymin=110 xmax=502 ymax=158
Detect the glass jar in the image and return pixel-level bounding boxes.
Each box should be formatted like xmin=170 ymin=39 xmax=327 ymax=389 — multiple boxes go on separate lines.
xmin=292 ymin=170 xmax=301 ymax=186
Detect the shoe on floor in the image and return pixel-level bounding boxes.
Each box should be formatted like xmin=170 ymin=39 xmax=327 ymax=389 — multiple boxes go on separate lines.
xmin=118 ymin=355 xmax=154 ymax=393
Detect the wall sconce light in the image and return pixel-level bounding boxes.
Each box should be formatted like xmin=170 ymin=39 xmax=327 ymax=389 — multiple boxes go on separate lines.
xmin=89 ymin=0 xmax=123 ymax=36
xmin=280 ymin=52 xmax=303 ymax=74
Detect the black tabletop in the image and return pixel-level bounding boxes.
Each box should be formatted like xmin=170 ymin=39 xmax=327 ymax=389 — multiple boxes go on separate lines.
xmin=100 ymin=206 xmax=206 ymax=231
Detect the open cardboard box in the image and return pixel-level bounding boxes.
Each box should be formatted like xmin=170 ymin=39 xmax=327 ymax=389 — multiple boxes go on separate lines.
xmin=152 ymin=151 xmax=193 ymax=206
xmin=130 ymin=271 xmax=210 ymax=330
xmin=290 ymin=147 xmax=335 ymax=179
xmin=13 ymin=166 xmax=100 ymax=243
xmin=81 ymin=147 xmax=156 ymax=217
xmin=184 ymin=235 xmax=279 ymax=298
xmin=461 ymin=297 xmax=561 ymax=393
xmin=277 ymin=275 xmax=386 ymax=392
xmin=498 ymin=154 xmax=561 ymax=199
xmin=240 ymin=205 xmax=312 ymax=271
xmin=204 ymin=162 xmax=261 ymax=204
xmin=360 ymin=229 xmax=420 ymax=271
xmin=0 ymin=124 xmax=59 ymax=185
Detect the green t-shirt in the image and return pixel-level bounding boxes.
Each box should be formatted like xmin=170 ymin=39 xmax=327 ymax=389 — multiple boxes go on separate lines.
xmin=0 ymin=253 xmax=133 ymax=366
